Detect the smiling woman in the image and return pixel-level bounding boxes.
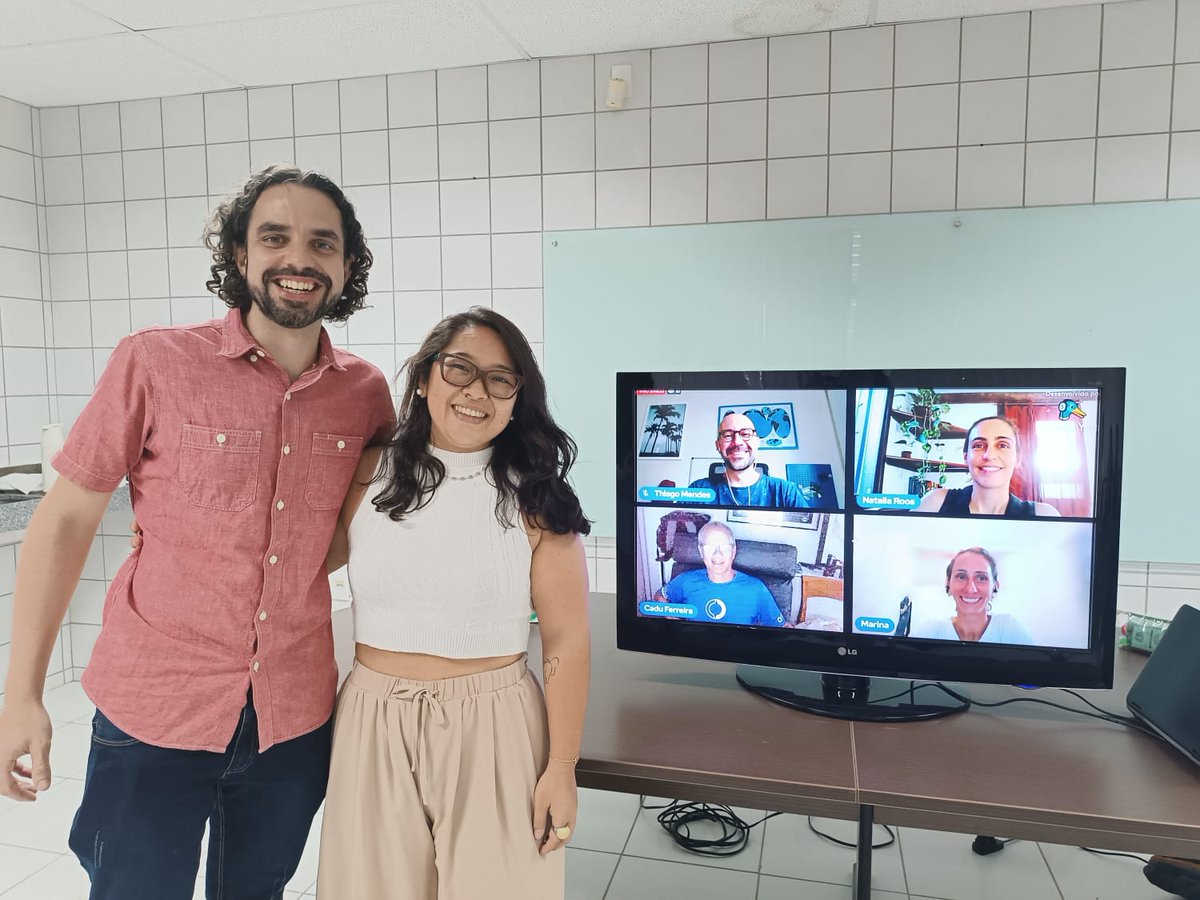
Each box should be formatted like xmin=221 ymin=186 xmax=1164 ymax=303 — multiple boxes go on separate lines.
xmin=916 ymin=416 xmax=1061 ymax=518
xmin=314 ymin=306 xmax=592 ymax=898
xmin=909 ymin=546 xmax=1034 ymax=645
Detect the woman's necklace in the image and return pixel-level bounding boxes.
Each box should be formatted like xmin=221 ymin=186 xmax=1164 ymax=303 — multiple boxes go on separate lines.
xmin=447 ymin=465 xmax=487 ymax=481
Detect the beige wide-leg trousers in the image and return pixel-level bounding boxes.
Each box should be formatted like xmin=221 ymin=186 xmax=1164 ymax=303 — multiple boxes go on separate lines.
xmin=316 ymin=656 xmax=564 ymax=900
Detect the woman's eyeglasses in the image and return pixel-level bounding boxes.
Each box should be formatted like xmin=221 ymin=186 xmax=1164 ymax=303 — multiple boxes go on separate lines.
xmin=434 ymin=352 xmax=524 ymax=400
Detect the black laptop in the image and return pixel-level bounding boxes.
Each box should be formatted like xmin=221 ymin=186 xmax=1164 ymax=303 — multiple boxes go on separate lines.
xmin=1127 ymin=604 xmax=1200 ymax=767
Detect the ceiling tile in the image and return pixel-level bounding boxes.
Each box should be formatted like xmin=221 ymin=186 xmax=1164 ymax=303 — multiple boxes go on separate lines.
xmin=0 ymin=33 xmax=239 ymax=107
xmin=876 ymin=0 xmax=1116 ymax=24
xmin=1 ymin=0 xmax=1154 ymax=110
xmin=0 ymin=0 xmax=127 ymax=48
xmin=70 ymin=0 xmax=362 ymax=31
xmin=480 ymin=0 xmax=871 ymax=57
xmin=147 ymin=1 xmax=525 ymax=88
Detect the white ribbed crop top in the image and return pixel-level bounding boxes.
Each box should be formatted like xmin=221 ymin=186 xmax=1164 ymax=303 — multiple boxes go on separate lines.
xmin=347 ymin=445 xmax=534 ymax=658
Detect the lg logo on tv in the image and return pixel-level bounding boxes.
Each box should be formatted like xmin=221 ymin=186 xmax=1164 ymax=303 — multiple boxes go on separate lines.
xmin=837 ymin=647 xmax=858 ymax=656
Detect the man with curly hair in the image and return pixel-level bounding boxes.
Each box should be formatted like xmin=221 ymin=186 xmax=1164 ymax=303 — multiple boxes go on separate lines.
xmin=0 ymin=166 xmax=394 ymax=898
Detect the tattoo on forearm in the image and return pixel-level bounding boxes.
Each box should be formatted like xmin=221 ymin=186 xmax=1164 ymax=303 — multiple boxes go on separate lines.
xmin=543 ymin=656 xmax=560 ymax=683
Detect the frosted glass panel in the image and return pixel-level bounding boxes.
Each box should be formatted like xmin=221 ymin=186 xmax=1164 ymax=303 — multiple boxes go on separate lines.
xmin=544 ymin=200 xmax=1200 ymax=562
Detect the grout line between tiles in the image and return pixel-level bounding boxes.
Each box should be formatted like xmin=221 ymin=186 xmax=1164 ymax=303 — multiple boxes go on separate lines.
xmin=1035 ymin=840 xmax=1068 ymax=900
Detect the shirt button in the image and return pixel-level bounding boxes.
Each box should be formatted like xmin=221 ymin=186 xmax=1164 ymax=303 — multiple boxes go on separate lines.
xmin=283 ymin=445 xmax=291 ymax=455
xmin=249 ymin=354 xmax=258 ymax=363
xmin=259 ymin=610 xmax=268 ymax=621
xmin=215 ymin=433 xmax=227 ymax=444
xmin=337 ymin=440 xmax=346 ymax=450
xmin=268 ymin=554 xmax=278 ymax=565
xmin=276 ymin=500 xmax=284 ymax=510
xmin=252 ymin=660 xmax=260 ymax=672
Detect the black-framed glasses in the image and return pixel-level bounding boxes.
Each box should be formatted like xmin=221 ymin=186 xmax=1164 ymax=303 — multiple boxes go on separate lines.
xmin=434 ymin=352 xmax=524 ymax=400
xmin=717 ymin=428 xmax=757 ymax=444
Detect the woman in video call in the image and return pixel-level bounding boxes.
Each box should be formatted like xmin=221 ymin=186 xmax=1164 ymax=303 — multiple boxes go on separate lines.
xmin=915 ymin=415 xmax=1061 ymax=518
xmin=315 ymin=308 xmax=591 ymax=899
xmin=911 ymin=547 xmax=1033 ymax=644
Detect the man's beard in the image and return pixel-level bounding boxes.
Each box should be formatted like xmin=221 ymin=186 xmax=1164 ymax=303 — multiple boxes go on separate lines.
xmin=250 ymin=268 xmax=338 ymax=329
xmin=723 ymin=453 xmax=755 ymax=473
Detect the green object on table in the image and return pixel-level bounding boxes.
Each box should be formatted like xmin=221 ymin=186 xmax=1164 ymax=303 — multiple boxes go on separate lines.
xmin=1122 ymin=613 xmax=1171 ymax=654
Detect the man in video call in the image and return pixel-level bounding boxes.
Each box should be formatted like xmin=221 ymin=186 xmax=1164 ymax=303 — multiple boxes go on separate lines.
xmin=654 ymin=523 xmax=786 ymax=626
xmin=689 ymin=412 xmax=810 ymax=508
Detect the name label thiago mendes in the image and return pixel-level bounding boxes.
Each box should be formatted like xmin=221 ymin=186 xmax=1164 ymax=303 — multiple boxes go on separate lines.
xmin=639 ymin=486 xmax=717 ymax=503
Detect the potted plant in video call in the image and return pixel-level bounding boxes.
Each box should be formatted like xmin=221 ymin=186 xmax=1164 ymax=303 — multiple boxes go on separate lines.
xmin=890 ymin=389 xmax=956 ymax=495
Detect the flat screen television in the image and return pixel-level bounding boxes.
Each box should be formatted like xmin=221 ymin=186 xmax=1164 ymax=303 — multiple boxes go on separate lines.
xmin=615 ymin=368 xmax=1125 ymax=720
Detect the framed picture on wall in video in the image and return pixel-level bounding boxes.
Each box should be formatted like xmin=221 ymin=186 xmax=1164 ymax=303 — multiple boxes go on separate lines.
xmin=639 ymin=403 xmax=687 ymax=458
xmin=726 ymin=508 xmax=818 ymax=530
xmin=717 ymin=402 xmax=797 ymax=450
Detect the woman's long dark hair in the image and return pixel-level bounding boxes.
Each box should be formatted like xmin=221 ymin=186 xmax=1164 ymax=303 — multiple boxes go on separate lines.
xmin=372 ymin=307 xmax=591 ymax=536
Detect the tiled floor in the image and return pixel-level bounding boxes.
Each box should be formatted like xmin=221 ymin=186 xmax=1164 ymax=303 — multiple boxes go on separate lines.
xmin=0 ymin=682 xmax=1172 ymax=899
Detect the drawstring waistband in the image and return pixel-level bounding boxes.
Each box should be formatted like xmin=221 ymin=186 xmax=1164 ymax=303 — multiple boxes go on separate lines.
xmin=389 ymin=684 xmax=446 ymax=788
xmin=345 ymin=656 xmax=530 ymax=798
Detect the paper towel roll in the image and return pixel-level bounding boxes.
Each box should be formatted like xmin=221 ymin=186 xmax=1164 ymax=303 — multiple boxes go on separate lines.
xmin=41 ymin=423 xmax=63 ymax=493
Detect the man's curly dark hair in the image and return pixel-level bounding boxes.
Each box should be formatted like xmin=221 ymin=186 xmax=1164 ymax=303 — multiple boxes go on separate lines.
xmin=204 ymin=166 xmax=372 ymax=323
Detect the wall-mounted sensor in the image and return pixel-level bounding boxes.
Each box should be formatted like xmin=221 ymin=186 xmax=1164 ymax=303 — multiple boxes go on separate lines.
xmin=606 ymin=64 xmax=632 ymax=109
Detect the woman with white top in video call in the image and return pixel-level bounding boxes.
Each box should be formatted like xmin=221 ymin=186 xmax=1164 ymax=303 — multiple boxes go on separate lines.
xmin=910 ymin=546 xmax=1033 ymax=645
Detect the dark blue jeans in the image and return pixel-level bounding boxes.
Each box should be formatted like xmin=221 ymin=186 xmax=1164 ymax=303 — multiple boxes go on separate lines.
xmin=69 ymin=696 xmax=331 ymax=900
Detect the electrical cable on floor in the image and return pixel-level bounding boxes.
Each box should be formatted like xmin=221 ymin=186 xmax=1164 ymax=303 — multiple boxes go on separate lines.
xmin=640 ymin=798 xmax=897 ymax=856
xmin=640 ymin=798 xmax=780 ymax=856
xmin=808 ymin=817 xmax=896 ymax=850
xmin=1080 ymin=847 xmax=1152 ymax=864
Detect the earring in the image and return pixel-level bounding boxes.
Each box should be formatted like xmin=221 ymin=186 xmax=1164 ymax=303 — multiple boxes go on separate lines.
xmin=416 ymin=389 xmax=424 ymax=397
xmin=986 ymin=599 xmax=994 ymax=614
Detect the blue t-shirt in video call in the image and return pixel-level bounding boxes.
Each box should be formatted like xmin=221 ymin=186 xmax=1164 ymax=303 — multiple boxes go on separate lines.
xmin=688 ymin=475 xmax=810 ymax=509
xmin=661 ymin=570 xmax=785 ymax=626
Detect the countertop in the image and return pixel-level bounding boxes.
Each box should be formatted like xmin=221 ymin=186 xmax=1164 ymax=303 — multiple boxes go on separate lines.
xmin=0 ymin=482 xmax=131 ymax=547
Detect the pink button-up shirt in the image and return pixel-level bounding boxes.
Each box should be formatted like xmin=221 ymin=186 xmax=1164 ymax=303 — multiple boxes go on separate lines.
xmin=53 ymin=310 xmax=393 ymax=751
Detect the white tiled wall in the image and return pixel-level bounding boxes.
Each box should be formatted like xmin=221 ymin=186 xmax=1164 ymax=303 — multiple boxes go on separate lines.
xmin=0 ymin=539 xmax=72 ymax=701
xmin=64 ymin=508 xmax=130 ymax=682
xmin=0 ymin=94 xmax=51 ymax=470
xmin=0 ymin=91 xmax=71 ymax=698
xmin=6 ymin=3 xmax=1200 ymax=683
xmin=28 ymin=3 xmax=1200 ymax=429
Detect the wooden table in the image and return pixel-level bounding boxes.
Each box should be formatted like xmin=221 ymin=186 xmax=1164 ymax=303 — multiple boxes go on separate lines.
xmin=554 ymin=595 xmax=1200 ymax=899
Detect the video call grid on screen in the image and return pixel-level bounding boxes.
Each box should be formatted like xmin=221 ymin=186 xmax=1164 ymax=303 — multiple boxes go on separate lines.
xmin=628 ymin=377 xmax=1106 ymax=652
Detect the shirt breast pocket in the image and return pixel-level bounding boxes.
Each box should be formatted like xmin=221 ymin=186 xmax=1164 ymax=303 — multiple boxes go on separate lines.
xmin=305 ymin=433 xmax=364 ymax=511
xmin=179 ymin=425 xmax=262 ymax=512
